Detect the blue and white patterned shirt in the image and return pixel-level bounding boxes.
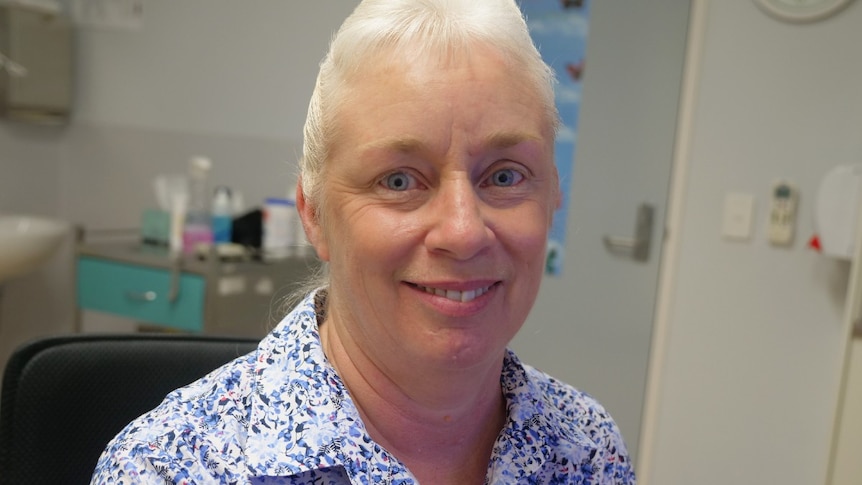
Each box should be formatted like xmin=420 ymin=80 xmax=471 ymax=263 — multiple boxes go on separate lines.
xmin=91 ymin=291 xmax=635 ymax=484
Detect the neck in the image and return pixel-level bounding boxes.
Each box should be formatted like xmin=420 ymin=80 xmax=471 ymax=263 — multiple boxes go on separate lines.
xmin=320 ymin=317 xmax=507 ymax=484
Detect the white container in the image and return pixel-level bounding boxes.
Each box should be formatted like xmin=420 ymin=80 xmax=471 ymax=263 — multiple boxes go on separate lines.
xmin=815 ymin=164 xmax=862 ymax=259
xmin=263 ymin=197 xmax=296 ymax=260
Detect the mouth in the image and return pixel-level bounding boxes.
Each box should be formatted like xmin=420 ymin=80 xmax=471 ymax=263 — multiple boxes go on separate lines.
xmin=408 ymin=282 xmax=498 ymax=303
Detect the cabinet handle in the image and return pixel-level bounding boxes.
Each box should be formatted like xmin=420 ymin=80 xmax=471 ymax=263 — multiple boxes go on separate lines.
xmin=126 ymin=290 xmax=157 ymax=302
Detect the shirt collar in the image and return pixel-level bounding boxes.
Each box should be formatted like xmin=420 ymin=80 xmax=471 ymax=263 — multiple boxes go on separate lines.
xmin=243 ymin=291 xmax=599 ymax=482
xmin=493 ymin=351 xmax=603 ymax=480
xmin=244 ymin=290 xmax=411 ymax=482
xmin=244 ymin=291 xmax=351 ymax=477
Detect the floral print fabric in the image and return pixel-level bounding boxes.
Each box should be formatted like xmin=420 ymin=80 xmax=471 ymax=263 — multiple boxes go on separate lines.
xmin=91 ymin=291 xmax=635 ymax=484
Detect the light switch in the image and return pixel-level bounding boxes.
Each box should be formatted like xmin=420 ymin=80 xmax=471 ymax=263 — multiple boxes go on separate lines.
xmin=722 ymin=193 xmax=755 ymax=241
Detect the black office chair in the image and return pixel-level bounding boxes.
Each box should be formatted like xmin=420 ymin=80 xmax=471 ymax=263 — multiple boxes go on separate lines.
xmin=0 ymin=333 xmax=259 ymax=485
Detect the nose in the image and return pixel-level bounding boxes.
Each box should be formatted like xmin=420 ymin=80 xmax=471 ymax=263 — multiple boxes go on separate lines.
xmin=425 ymin=176 xmax=494 ymax=260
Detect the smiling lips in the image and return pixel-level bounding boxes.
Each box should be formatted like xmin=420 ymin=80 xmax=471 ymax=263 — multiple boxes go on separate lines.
xmin=412 ymin=283 xmax=496 ymax=303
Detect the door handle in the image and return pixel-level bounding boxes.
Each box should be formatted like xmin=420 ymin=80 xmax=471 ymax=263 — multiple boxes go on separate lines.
xmin=603 ymin=203 xmax=654 ymax=262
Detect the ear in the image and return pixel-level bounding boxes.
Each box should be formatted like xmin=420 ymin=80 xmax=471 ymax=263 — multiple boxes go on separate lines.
xmin=296 ymin=178 xmax=330 ymax=261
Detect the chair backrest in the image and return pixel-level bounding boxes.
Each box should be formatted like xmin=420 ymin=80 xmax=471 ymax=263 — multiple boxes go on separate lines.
xmin=0 ymin=333 xmax=259 ymax=485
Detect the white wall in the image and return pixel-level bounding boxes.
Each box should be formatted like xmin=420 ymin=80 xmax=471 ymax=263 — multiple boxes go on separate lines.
xmin=646 ymin=1 xmax=862 ymax=483
xmin=71 ymin=0 xmax=355 ymax=139
xmin=0 ymin=126 xmax=62 ymax=216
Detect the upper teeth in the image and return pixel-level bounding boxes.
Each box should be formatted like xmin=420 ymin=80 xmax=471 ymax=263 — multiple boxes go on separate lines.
xmin=419 ymin=284 xmax=491 ymax=302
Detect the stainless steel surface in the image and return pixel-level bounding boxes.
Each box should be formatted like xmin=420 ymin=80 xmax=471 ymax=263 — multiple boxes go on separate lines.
xmin=603 ymin=203 xmax=655 ymax=262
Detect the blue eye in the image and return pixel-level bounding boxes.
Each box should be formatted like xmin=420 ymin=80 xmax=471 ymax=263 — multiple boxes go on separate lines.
xmin=489 ymin=168 xmax=523 ymax=187
xmin=384 ymin=172 xmax=413 ymax=191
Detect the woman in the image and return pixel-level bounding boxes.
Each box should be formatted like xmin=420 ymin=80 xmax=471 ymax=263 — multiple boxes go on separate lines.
xmin=92 ymin=0 xmax=635 ymax=483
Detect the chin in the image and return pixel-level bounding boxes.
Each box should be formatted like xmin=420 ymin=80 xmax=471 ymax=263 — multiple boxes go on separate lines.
xmin=420 ymin=334 xmax=510 ymax=370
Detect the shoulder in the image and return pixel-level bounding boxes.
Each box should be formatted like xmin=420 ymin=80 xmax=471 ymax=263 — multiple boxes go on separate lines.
xmin=91 ymin=292 xmax=324 ymax=484
xmin=502 ymin=351 xmax=624 ymax=442
xmin=525 ymin=365 xmax=621 ymax=442
xmin=518 ymin=361 xmax=637 ymax=483
xmin=91 ymin=351 xmax=258 ymax=484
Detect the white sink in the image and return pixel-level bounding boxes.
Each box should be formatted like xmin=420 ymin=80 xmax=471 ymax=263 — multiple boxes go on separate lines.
xmin=0 ymin=215 xmax=70 ymax=283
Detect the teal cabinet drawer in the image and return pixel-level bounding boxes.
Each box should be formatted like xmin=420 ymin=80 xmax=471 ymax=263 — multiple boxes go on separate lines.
xmin=77 ymin=257 xmax=205 ymax=332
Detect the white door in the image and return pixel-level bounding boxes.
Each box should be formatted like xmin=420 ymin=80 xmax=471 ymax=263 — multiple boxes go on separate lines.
xmin=512 ymin=0 xmax=692 ymax=462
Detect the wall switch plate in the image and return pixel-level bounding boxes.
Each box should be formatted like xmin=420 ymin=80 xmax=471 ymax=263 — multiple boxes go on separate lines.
xmin=722 ymin=193 xmax=755 ymax=241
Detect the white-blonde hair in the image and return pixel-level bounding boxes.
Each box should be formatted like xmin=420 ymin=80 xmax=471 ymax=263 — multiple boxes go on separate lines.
xmin=299 ymin=0 xmax=559 ymax=216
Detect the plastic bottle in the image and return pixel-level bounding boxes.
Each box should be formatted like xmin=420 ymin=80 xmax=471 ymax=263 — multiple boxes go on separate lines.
xmin=182 ymin=156 xmax=213 ymax=254
xmin=211 ymin=186 xmax=233 ymax=244
xmin=262 ymin=197 xmax=295 ymax=261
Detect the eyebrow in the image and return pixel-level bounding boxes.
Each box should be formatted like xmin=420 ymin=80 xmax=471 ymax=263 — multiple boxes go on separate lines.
xmin=370 ymin=137 xmax=429 ymax=154
xmin=483 ymin=131 xmax=545 ymax=151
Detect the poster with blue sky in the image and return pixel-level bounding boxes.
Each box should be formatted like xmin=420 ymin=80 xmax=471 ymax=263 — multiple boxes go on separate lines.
xmin=518 ymin=0 xmax=591 ymax=275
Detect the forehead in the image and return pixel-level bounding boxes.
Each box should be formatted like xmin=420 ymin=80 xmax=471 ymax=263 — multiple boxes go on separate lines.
xmin=330 ymin=46 xmax=555 ymax=154
xmin=347 ymin=42 xmax=533 ymax=93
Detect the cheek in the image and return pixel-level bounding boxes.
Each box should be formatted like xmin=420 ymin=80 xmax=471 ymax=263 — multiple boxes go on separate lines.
xmin=505 ymin=218 xmax=552 ymax=299
xmin=323 ymin=204 xmax=421 ymax=268
xmin=509 ymin=216 xmax=549 ymax=312
xmin=499 ymin=202 xmax=553 ymax=256
xmin=518 ymin=228 xmax=550 ymax=272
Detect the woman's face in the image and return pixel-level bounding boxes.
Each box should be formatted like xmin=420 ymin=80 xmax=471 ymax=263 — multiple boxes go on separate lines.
xmin=305 ymin=47 xmax=559 ymax=373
